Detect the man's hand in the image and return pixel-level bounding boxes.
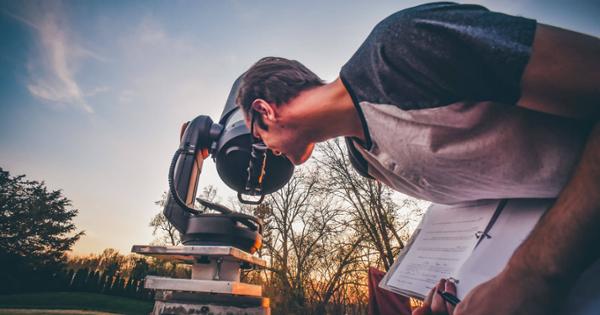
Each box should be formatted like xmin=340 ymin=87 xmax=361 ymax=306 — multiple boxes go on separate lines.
xmin=453 ymin=267 xmax=565 ymax=315
xmin=412 ymin=279 xmax=457 ymax=315
xmin=414 ymin=267 xmax=567 ymax=315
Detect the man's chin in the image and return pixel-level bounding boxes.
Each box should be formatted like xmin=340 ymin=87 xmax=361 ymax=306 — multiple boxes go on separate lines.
xmin=288 ymin=144 xmax=314 ymax=165
xmin=285 ymin=154 xmax=304 ymax=166
xmin=290 ymin=155 xmax=309 ymax=166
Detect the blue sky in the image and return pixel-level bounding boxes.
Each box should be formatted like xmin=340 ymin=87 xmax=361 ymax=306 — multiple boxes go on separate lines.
xmin=1 ymin=0 xmax=598 ymax=255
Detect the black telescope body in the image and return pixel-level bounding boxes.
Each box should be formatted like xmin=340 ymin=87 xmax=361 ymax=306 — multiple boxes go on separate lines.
xmin=215 ymin=77 xmax=295 ymax=201
xmin=162 ymin=75 xmax=294 ymax=252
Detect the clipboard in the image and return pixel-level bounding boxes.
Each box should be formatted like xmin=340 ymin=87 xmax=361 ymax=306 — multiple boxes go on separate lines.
xmin=379 ymin=199 xmax=539 ymax=299
xmin=379 ymin=199 xmax=600 ymax=314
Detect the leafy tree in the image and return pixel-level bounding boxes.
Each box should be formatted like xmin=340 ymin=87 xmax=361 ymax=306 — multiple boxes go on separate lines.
xmin=0 ymin=167 xmax=84 ymax=293
xmin=97 ymin=248 xmax=124 ymax=277
xmin=130 ymin=256 xmax=150 ymax=281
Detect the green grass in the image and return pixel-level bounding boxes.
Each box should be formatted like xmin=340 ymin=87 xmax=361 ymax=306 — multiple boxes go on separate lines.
xmin=0 ymin=310 xmax=114 ymax=315
xmin=0 ymin=292 xmax=153 ymax=315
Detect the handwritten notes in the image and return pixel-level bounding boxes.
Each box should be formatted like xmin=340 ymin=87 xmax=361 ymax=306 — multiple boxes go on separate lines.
xmin=454 ymin=199 xmax=549 ymax=298
xmin=386 ymin=200 xmax=500 ymax=297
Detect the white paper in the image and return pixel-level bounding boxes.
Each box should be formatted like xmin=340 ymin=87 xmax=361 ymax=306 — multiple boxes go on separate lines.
xmin=453 ymin=199 xmax=600 ymax=315
xmin=454 ymin=199 xmax=551 ymax=299
xmin=386 ymin=200 xmax=500 ymax=296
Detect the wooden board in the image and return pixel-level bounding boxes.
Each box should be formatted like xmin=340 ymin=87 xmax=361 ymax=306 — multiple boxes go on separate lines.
xmin=144 ymin=276 xmax=262 ymax=297
xmin=131 ymin=245 xmax=266 ymax=267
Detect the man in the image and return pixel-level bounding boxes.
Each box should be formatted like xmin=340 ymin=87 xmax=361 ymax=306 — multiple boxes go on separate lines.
xmin=236 ymin=2 xmax=599 ymax=315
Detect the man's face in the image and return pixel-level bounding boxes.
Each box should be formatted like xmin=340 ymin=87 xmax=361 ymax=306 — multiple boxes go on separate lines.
xmin=245 ymin=99 xmax=314 ymax=165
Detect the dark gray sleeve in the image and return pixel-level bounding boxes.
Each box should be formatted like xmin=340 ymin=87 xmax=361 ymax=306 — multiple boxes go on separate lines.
xmin=340 ymin=2 xmax=537 ymax=110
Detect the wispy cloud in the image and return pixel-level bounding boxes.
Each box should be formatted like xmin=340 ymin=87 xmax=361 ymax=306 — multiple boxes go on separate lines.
xmin=137 ymin=17 xmax=167 ymax=45
xmin=4 ymin=5 xmax=107 ymax=113
xmin=2 ymin=8 xmax=40 ymax=30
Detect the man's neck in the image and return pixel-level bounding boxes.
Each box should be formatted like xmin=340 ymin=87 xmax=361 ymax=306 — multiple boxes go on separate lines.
xmin=280 ymin=78 xmax=365 ymax=143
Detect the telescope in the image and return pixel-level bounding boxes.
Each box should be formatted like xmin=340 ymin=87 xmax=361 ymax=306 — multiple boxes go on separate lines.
xmin=132 ymin=75 xmax=294 ymax=315
xmin=162 ymin=75 xmax=294 ymax=251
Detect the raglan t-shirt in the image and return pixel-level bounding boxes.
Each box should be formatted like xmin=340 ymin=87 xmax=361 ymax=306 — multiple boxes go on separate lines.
xmin=340 ymin=2 xmax=591 ymax=204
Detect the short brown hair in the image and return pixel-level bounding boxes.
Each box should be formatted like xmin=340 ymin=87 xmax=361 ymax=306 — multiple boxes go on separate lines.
xmin=236 ymin=57 xmax=324 ymax=117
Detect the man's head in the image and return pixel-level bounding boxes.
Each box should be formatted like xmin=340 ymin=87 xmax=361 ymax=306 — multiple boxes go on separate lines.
xmin=237 ymin=57 xmax=324 ymax=165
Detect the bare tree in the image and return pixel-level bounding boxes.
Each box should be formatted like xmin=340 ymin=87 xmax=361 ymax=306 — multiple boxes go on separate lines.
xmin=254 ymin=162 xmax=386 ymax=314
xmin=309 ymin=233 xmax=365 ymax=314
xmin=314 ymin=139 xmax=423 ymax=270
xmin=253 ymin=167 xmax=354 ymax=314
xmin=149 ymin=192 xmax=180 ymax=246
xmin=149 ymin=185 xmax=220 ymax=246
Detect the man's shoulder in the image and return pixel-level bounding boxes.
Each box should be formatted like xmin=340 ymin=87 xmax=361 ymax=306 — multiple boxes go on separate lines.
xmin=340 ymin=2 xmax=492 ymax=111
xmin=372 ymin=2 xmax=490 ymax=35
xmin=340 ymin=2 xmax=536 ymax=112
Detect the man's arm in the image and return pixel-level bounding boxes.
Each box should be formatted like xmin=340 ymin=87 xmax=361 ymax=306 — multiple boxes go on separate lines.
xmin=454 ymin=24 xmax=600 ymax=315
xmin=454 ymin=123 xmax=599 ymax=315
xmin=519 ymin=24 xmax=600 ymax=119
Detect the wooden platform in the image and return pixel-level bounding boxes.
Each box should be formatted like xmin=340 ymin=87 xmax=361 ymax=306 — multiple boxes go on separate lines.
xmin=131 ymin=245 xmax=266 ymax=267
xmin=144 ymin=276 xmax=262 ymax=297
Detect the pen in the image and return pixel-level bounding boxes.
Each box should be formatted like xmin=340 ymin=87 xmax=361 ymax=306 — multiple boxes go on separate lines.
xmin=437 ymin=289 xmax=461 ymax=306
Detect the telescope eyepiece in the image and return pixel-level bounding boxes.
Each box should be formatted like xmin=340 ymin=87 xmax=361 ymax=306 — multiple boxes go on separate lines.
xmin=245 ymin=142 xmax=268 ymax=193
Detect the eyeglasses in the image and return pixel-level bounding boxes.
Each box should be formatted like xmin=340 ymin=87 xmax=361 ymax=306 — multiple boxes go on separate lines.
xmin=245 ymin=110 xmax=268 ymax=199
xmin=250 ymin=110 xmax=267 ymax=150
xmin=250 ymin=109 xmax=259 ymax=141
xmin=250 ymin=110 xmax=281 ymax=156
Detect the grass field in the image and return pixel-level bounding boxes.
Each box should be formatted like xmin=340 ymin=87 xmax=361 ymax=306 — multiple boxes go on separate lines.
xmin=0 ymin=292 xmax=153 ymax=315
xmin=0 ymin=309 xmax=116 ymax=315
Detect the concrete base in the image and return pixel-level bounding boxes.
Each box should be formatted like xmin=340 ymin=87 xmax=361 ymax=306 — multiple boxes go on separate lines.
xmin=133 ymin=245 xmax=270 ymax=315
xmin=152 ymin=290 xmax=270 ymax=315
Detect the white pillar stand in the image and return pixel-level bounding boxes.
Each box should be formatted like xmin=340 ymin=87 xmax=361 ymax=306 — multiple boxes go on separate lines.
xmin=132 ymin=245 xmax=269 ymax=315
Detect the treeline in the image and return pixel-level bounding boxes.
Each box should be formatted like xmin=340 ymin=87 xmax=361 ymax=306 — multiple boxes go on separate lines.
xmin=0 ymin=167 xmax=187 ymax=300
xmin=61 ymin=248 xmax=191 ymax=300
xmin=32 ymin=267 xmax=151 ymax=300
xmin=1 ymin=245 xmax=190 ymax=300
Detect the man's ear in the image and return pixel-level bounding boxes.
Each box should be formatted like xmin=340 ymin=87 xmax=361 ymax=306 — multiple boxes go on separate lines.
xmin=251 ymin=99 xmax=277 ymax=122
